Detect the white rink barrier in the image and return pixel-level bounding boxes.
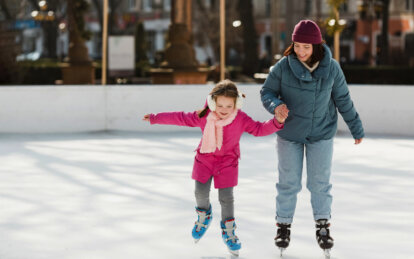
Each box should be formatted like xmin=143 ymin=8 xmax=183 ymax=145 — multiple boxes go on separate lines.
xmin=0 ymin=84 xmax=413 ymax=137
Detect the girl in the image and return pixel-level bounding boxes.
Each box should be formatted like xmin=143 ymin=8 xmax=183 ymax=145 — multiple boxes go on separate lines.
xmin=143 ymin=80 xmax=284 ymax=256
xmin=260 ymin=20 xmax=364 ymax=257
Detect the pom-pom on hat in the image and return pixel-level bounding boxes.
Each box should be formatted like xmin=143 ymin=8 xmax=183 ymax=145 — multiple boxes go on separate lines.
xmin=292 ymin=20 xmax=322 ymax=44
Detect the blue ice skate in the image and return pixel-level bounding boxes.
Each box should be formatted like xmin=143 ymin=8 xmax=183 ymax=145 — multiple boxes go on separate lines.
xmin=220 ymin=218 xmax=241 ymax=256
xmin=192 ymin=205 xmax=212 ymax=243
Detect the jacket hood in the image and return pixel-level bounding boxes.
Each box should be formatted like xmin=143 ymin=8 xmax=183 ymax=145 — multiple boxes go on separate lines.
xmin=287 ymin=44 xmax=332 ymax=81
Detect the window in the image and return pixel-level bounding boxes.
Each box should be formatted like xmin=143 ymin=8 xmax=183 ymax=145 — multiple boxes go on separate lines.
xmin=407 ymin=0 xmax=414 ymax=10
xmin=163 ymin=0 xmax=171 ymax=11
xmin=265 ymin=0 xmax=271 ymax=17
xmin=128 ymin=0 xmax=136 ymax=10
xmin=142 ymin=0 xmax=152 ymax=12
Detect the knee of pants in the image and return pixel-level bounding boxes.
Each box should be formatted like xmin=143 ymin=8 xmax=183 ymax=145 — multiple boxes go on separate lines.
xmin=276 ymin=182 xmax=302 ymax=194
xmin=195 ymin=189 xmax=210 ymax=201
xmin=218 ymin=193 xmax=234 ymax=206
xmin=306 ymin=180 xmax=332 ymax=193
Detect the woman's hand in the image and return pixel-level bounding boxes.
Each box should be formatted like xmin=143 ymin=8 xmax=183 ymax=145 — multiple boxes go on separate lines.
xmin=354 ymin=138 xmax=363 ymax=145
xmin=142 ymin=114 xmax=151 ymax=122
xmin=274 ymin=104 xmax=289 ymax=124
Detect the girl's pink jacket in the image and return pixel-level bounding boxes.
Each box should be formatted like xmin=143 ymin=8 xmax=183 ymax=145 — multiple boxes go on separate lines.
xmin=150 ymin=110 xmax=283 ymax=189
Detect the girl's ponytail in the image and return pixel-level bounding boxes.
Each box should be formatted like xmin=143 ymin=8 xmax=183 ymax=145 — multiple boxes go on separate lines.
xmin=198 ymin=106 xmax=209 ymax=118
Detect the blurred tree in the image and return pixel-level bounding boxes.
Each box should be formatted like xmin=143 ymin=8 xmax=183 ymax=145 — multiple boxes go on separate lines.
xmin=325 ymin=0 xmax=347 ymax=62
xmin=194 ymin=0 xmax=220 ymax=63
xmin=237 ymin=0 xmax=258 ymax=76
xmin=91 ymin=0 xmax=122 ymax=35
xmin=378 ymin=0 xmax=390 ymax=65
xmin=0 ymin=22 xmax=20 ymax=84
xmin=61 ymin=0 xmax=94 ymax=84
xmin=194 ymin=1 xmax=244 ymax=69
xmin=0 ymin=0 xmax=12 ymax=20
xmin=135 ymin=21 xmax=147 ymax=61
xmin=27 ymin=0 xmax=67 ymax=59
xmin=0 ymin=1 xmax=19 ymax=84
xmin=135 ymin=21 xmax=149 ymax=77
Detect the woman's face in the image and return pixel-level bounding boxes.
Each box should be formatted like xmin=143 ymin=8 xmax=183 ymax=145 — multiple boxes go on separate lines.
xmin=294 ymin=42 xmax=313 ymax=62
xmin=215 ymin=96 xmax=236 ymax=120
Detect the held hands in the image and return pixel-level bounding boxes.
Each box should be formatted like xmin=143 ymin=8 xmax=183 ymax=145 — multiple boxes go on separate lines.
xmin=274 ymin=104 xmax=289 ymax=124
xmin=142 ymin=114 xmax=151 ymax=122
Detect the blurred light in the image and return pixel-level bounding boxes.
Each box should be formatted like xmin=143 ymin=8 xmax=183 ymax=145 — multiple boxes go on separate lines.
xmin=328 ymin=19 xmax=336 ymax=26
xmin=338 ymin=19 xmax=347 ymax=26
xmin=274 ymin=54 xmax=282 ymax=60
xmin=253 ymin=73 xmax=268 ymax=79
xmin=232 ymin=20 xmax=241 ymax=27
xmin=59 ymin=23 xmax=66 ymax=30
xmin=48 ymin=11 xmax=54 ymax=17
xmin=38 ymin=0 xmax=46 ymax=8
xmin=31 ymin=10 xmax=39 ymax=17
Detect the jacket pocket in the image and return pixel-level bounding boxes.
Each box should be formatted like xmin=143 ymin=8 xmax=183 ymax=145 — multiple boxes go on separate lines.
xmin=328 ymin=100 xmax=337 ymax=119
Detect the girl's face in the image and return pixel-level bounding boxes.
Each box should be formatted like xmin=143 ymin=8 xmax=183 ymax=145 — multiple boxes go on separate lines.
xmin=215 ymin=95 xmax=236 ymax=120
xmin=294 ymin=42 xmax=313 ymax=62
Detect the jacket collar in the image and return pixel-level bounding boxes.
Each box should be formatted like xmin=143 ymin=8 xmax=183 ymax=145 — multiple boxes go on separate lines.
xmin=287 ymin=44 xmax=332 ymax=81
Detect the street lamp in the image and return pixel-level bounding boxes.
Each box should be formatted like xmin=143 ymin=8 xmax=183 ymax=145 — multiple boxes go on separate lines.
xmin=327 ymin=17 xmax=346 ymax=62
xmin=31 ymin=0 xmax=55 ymax=21
xmin=325 ymin=0 xmax=347 ymax=62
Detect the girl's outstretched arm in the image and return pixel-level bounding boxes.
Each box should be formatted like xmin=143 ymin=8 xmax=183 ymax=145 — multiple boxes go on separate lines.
xmin=242 ymin=111 xmax=284 ymax=136
xmin=144 ymin=111 xmax=201 ymax=127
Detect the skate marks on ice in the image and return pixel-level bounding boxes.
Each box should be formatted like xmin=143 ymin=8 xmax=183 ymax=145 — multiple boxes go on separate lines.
xmin=201 ymin=256 xmax=239 ymax=259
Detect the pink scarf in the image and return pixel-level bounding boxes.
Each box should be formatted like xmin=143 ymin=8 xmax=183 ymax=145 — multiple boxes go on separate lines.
xmin=200 ymin=110 xmax=238 ymax=153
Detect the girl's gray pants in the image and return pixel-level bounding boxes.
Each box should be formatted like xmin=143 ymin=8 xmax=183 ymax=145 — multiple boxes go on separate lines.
xmin=194 ymin=177 xmax=234 ymax=221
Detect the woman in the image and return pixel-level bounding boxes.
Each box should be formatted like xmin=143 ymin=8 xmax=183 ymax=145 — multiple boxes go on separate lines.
xmin=260 ymin=20 xmax=364 ymax=256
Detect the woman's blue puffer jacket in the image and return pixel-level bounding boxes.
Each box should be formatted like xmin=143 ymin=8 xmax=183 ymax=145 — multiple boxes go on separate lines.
xmin=261 ymin=44 xmax=364 ymax=143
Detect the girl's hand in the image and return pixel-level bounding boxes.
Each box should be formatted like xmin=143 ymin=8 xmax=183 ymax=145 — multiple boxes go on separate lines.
xmin=142 ymin=114 xmax=151 ymax=122
xmin=354 ymin=138 xmax=363 ymax=145
xmin=274 ymin=104 xmax=289 ymax=124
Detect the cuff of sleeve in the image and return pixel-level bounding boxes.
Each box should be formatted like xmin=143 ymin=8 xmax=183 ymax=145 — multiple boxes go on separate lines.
xmin=352 ymin=132 xmax=365 ymax=140
xmin=149 ymin=113 xmax=156 ymax=124
xmin=273 ymin=117 xmax=284 ymax=129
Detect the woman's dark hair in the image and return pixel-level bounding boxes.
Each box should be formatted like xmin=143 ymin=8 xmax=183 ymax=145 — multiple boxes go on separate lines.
xmin=283 ymin=40 xmax=326 ymax=67
xmin=198 ymin=79 xmax=245 ymax=118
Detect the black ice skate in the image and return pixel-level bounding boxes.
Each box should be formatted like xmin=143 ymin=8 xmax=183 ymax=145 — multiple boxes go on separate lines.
xmin=274 ymin=223 xmax=291 ymax=256
xmin=315 ymin=219 xmax=334 ymax=258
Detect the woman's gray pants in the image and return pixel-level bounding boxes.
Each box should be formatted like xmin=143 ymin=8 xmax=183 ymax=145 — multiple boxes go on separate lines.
xmin=194 ymin=177 xmax=234 ymax=221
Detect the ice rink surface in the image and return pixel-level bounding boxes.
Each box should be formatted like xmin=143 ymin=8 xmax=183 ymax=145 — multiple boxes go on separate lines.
xmin=0 ymin=131 xmax=413 ymax=259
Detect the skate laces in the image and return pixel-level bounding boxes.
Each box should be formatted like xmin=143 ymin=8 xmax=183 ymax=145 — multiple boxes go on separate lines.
xmin=222 ymin=221 xmax=238 ymax=243
xmin=223 ymin=226 xmax=238 ymax=242
xmin=316 ymin=220 xmax=333 ymax=242
xmin=276 ymin=223 xmax=291 ymax=239
xmin=195 ymin=208 xmax=211 ymax=231
xmin=195 ymin=212 xmax=210 ymax=231
xmin=316 ymin=220 xmax=330 ymax=235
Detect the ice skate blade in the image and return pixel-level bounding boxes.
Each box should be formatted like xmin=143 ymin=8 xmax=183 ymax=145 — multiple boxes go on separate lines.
xmin=194 ymin=238 xmax=200 ymax=244
xmin=279 ymin=247 xmax=285 ymax=257
xmin=324 ymin=249 xmax=331 ymax=259
xmin=228 ymin=249 xmax=239 ymax=256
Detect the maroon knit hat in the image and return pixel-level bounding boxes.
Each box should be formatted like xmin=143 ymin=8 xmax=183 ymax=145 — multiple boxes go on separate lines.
xmin=292 ymin=20 xmax=322 ymax=44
